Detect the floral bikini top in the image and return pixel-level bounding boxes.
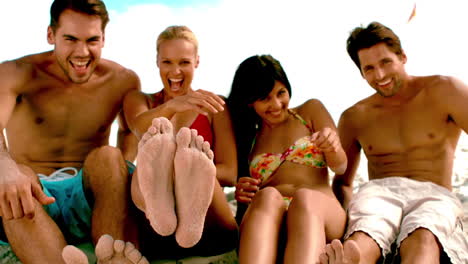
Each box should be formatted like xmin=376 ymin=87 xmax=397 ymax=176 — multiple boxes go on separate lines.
xmin=249 ymin=110 xmax=326 ymax=182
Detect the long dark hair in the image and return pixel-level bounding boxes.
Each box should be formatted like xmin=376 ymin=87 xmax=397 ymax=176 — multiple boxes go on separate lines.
xmin=227 ymin=54 xmax=291 ymax=176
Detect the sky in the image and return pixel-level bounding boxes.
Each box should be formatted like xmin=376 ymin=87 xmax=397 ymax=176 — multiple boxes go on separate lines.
xmin=2 ymin=0 xmax=468 ymax=122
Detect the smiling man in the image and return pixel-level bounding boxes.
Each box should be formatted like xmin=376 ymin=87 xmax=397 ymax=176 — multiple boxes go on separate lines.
xmin=320 ymin=22 xmax=468 ymax=264
xmin=0 ymin=0 xmax=147 ymax=263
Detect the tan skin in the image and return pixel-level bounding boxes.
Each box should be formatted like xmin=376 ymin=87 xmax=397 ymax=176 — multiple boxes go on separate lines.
xmin=123 ymin=37 xmax=238 ymax=257
xmin=124 ymin=39 xmax=237 ymax=187
xmin=0 ymin=10 xmax=139 ymax=264
xmin=324 ymin=43 xmax=468 ymax=264
xmin=235 ymin=82 xmax=347 ymax=264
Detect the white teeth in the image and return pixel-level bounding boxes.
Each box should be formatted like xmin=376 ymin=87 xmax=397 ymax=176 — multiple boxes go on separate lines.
xmin=169 ymin=78 xmax=182 ymax=82
xmin=71 ymin=61 xmax=88 ymax=66
xmin=378 ymin=79 xmax=391 ymax=86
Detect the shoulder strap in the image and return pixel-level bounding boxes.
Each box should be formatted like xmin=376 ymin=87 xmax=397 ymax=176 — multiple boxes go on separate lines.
xmin=288 ymin=109 xmax=313 ymax=133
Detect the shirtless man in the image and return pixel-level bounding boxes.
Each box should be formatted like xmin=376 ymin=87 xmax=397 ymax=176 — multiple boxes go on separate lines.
xmin=319 ymin=22 xmax=467 ymax=264
xmin=0 ymin=0 xmax=147 ymax=263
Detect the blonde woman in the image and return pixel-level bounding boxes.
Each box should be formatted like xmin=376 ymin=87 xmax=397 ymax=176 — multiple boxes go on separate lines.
xmin=123 ymin=26 xmax=238 ymax=258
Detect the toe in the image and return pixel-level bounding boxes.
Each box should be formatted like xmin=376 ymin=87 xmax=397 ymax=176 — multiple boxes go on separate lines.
xmin=195 ymin=135 xmax=204 ymax=150
xmin=113 ymin=239 xmax=126 ymax=254
xmin=325 ymin=244 xmax=336 ymax=263
xmin=318 ymin=252 xmax=329 ymax=264
xmin=62 ymin=245 xmax=89 ymax=264
xmin=159 ymin=117 xmax=173 ymax=135
xmin=176 ymin=127 xmax=191 ymax=147
xmin=95 ymin=234 xmax=115 ymax=261
xmin=189 ymin=129 xmax=198 ymax=148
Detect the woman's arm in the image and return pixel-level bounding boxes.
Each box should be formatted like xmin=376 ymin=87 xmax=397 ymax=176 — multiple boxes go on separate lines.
xmin=300 ymin=99 xmax=347 ymax=174
xmin=212 ymin=102 xmax=238 ymax=186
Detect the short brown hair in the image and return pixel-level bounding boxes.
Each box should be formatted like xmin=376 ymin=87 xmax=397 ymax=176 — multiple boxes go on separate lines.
xmin=346 ymin=22 xmax=403 ymax=71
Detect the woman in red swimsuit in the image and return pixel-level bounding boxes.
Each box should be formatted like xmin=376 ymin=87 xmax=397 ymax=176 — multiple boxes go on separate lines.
xmin=123 ymin=25 xmax=238 ymax=259
xmin=228 ymin=55 xmax=347 ymax=263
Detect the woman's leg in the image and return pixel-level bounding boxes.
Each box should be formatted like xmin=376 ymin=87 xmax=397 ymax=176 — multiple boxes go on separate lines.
xmin=284 ymin=188 xmax=346 ymax=263
xmin=238 ymin=187 xmax=287 ymax=264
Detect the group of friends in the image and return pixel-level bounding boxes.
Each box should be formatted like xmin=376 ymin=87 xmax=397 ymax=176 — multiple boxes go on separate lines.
xmin=0 ymin=0 xmax=466 ymax=263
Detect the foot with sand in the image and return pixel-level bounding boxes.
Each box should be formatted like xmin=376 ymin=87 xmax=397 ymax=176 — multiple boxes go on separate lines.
xmin=136 ymin=117 xmax=177 ymax=236
xmin=174 ymin=127 xmax=216 ymax=248
xmin=62 ymin=234 xmax=149 ymax=264
xmin=319 ymin=239 xmax=361 ymax=264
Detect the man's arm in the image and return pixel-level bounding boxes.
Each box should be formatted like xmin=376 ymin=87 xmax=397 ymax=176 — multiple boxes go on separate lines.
xmin=442 ymin=76 xmax=468 ymax=132
xmin=332 ymin=109 xmax=362 ymax=209
xmin=0 ymin=61 xmax=54 ymax=219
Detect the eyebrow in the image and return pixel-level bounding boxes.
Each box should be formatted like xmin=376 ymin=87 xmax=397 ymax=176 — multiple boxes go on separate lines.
xmin=62 ymin=34 xmax=101 ymax=41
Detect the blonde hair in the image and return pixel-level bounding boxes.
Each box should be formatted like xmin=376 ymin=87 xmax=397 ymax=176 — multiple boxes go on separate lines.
xmin=156 ymin=25 xmax=199 ymax=55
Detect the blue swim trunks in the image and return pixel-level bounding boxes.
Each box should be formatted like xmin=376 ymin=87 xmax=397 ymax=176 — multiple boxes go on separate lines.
xmin=0 ymin=161 xmax=135 ymax=246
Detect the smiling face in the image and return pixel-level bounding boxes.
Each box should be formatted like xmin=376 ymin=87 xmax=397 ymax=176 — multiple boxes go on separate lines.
xmin=252 ymin=81 xmax=290 ymax=126
xmin=47 ymin=9 xmax=105 ymax=84
xmin=358 ymin=42 xmax=407 ymax=97
xmin=157 ymin=38 xmax=199 ymax=98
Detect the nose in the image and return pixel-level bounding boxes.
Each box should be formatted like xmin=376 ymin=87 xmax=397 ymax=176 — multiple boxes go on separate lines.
xmin=270 ymin=96 xmax=282 ymax=108
xmin=74 ymin=41 xmax=90 ymax=57
xmin=374 ymin=67 xmax=385 ymax=80
xmin=171 ymin=64 xmax=182 ymax=75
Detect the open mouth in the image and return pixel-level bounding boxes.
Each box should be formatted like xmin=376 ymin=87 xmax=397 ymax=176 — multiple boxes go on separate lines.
xmin=70 ymin=60 xmax=90 ymax=75
xmin=377 ymin=78 xmax=392 ymax=87
xmin=168 ymin=78 xmax=183 ymax=91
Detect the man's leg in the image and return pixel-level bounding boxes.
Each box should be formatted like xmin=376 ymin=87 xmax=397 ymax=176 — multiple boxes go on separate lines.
xmin=4 ymin=164 xmax=67 ymax=263
xmin=399 ymin=228 xmax=442 ymax=264
xmin=83 ymin=146 xmax=138 ymax=246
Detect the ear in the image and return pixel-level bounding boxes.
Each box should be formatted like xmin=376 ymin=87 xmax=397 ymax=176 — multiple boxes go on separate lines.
xmin=195 ymin=55 xmax=200 ymax=68
xmin=47 ymin=26 xmax=55 ymax=45
xmin=101 ymin=32 xmax=105 ymax=48
xmin=400 ymin=50 xmax=408 ymax=64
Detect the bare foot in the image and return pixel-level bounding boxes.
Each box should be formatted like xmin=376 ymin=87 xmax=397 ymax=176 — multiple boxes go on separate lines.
xmin=319 ymin=239 xmax=360 ymax=264
xmin=62 ymin=235 xmax=149 ymax=264
xmin=174 ymin=128 xmax=216 ymax=248
xmin=62 ymin=245 xmax=88 ymax=264
xmin=136 ymin=117 xmax=177 ymax=236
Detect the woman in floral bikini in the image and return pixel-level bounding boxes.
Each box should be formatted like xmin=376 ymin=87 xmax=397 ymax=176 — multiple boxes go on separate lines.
xmin=228 ymin=55 xmax=347 ymax=263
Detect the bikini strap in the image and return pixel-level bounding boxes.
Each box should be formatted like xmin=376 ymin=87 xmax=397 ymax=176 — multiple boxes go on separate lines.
xmin=288 ymin=109 xmax=313 ymax=133
xmin=147 ymin=90 xmax=165 ymax=109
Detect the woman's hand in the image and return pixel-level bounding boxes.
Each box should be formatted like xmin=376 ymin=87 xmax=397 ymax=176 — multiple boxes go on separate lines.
xmin=166 ymin=89 xmax=225 ymax=115
xmin=235 ymin=177 xmax=260 ymax=203
xmin=310 ymin=127 xmax=342 ymax=154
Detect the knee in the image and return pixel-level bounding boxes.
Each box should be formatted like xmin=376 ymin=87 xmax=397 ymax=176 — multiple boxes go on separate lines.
xmin=250 ymin=187 xmax=285 ymax=212
xmin=84 ymin=146 xmax=128 ymax=184
xmin=400 ymin=228 xmax=440 ymax=253
xmin=86 ymin=146 xmax=124 ymax=166
xmin=289 ymin=188 xmax=325 ymax=215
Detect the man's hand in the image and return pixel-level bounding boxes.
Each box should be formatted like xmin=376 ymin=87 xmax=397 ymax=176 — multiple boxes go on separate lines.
xmin=0 ymin=160 xmax=55 ymax=220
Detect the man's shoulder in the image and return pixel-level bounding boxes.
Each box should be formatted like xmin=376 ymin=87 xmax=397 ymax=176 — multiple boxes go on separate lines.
xmin=97 ymin=58 xmax=140 ymax=89
xmin=0 ymin=52 xmax=54 ymax=91
xmin=98 ymin=58 xmax=136 ymax=77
